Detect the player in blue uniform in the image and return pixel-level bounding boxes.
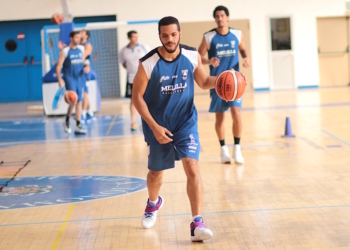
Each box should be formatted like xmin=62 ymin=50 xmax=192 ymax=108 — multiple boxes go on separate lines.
xmin=56 ymin=31 xmax=89 ymax=134
xmin=198 ymin=5 xmax=251 ymax=164
xmin=132 ymin=16 xmax=219 ymax=241
xmin=80 ymin=29 xmax=96 ymax=123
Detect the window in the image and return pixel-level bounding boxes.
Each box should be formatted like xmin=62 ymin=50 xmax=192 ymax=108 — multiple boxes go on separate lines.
xmin=5 ymin=39 xmax=17 ymax=52
xmin=270 ymin=18 xmax=292 ymax=51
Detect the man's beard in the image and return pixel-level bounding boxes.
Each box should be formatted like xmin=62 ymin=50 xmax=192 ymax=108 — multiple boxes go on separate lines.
xmin=161 ymin=39 xmax=180 ymax=54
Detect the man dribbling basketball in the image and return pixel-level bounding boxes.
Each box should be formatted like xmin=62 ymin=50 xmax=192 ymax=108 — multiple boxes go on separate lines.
xmin=56 ymin=31 xmax=89 ymax=134
xmin=198 ymin=6 xmax=250 ymax=164
xmin=132 ymin=16 xmax=220 ymax=241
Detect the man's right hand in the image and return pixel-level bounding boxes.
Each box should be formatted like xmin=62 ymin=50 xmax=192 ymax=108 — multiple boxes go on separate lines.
xmin=152 ymin=125 xmax=173 ymax=144
xmin=209 ymin=57 xmax=220 ymax=67
xmin=58 ymin=79 xmax=65 ymax=89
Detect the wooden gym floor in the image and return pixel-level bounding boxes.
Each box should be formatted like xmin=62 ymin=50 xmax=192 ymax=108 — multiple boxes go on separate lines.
xmin=0 ymin=87 xmax=350 ymax=249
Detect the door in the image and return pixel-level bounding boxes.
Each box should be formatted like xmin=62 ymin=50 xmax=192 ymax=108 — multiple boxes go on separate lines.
xmin=268 ymin=17 xmax=295 ymax=89
xmin=317 ymin=17 xmax=349 ymax=86
xmin=0 ymin=22 xmax=30 ymax=102
xmin=180 ymin=20 xmax=253 ymax=94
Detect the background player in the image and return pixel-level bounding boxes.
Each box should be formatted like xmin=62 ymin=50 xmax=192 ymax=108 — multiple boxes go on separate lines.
xmin=119 ymin=31 xmax=150 ymax=131
xmin=198 ymin=5 xmax=250 ymax=164
xmin=132 ymin=16 xmax=224 ymax=241
xmin=80 ymin=29 xmax=96 ymax=123
xmin=56 ymin=31 xmax=89 ymax=134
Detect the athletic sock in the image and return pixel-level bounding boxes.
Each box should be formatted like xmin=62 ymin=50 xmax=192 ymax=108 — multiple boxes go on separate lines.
xmin=150 ymin=198 xmax=158 ymax=205
xmin=192 ymin=215 xmax=202 ymax=221
xmin=219 ymin=139 xmax=225 ymax=147
xmin=77 ymin=120 xmax=81 ymax=127
xmin=82 ymin=110 xmax=87 ymax=118
xmin=234 ymin=137 xmax=240 ymax=145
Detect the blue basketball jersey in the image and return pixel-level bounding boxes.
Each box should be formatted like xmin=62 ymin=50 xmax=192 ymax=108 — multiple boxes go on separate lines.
xmin=204 ymin=28 xmax=242 ymax=76
xmin=62 ymin=45 xmax=85 ymax=85
xmin=140 ymin=44 xmax=199 ymax=144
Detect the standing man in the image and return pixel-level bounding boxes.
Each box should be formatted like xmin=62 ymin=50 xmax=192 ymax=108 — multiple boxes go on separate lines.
xmin=133 ymin=16 xmax=219 ymax=241
xmin=56 ymin=31 xmax=89 ymax=134
xmin=119 ymin=30 xmax=150 ymax=131
xmin=198 ymin=5 xmax=250 ymax=164
xmin=80 ymin=29 xmax=96 ymax=123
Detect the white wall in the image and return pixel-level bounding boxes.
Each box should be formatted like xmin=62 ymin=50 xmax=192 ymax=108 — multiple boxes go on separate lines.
xmin=1 ymin=0 xmax=347 ymax=91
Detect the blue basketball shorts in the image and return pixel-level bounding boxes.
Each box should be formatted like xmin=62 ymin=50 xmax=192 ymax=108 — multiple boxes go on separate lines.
xmin=147 ymin=132 xmax=200 ymax=172
xmin=64 ymin=77 xmax=84 ymax=102
xmin=209 ymin=89 xmax=242 ymax=113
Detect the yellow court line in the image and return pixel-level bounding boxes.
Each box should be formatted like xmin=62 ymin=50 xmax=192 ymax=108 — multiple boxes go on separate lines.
xmin=51 ymin=114 xmax=118 ymax=248
xmin=51 ymin=203 xmax=75 ymax=250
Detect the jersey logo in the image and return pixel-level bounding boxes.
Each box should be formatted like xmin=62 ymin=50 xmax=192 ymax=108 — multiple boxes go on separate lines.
xmin=216 ymin=43 xmax=224 ymax=49
xmin=182 ymin=70 xmax=188 ymax=80
xmin=231 ymin=41 xmax=236 ymax=48
xmin=161 ymin=82 xmax=187 ymax=95
xmin=160 ymin=76 xmax=170 ymax=83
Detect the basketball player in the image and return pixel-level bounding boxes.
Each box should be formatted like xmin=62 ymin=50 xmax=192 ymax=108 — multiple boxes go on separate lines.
xmin=80 ymin=29 xmax=96 ymax=123
xmin=198 ymin=5 xmax=250 ymax=164
xmin=119 ymin=31 xmax=150 ymax=131
xmin=57 ymin=31 xmax=89 ymax=134
xmin=132 ymin=16 xmax=219 ymax=241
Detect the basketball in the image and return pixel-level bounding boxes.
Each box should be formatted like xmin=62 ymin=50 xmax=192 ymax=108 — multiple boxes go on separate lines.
xmin=215 ymin=69 xmax=247 ymax=101
xmin=64 ymin=91 xmax=78 ymax=104
xmin=51 ymin=13 xmax=63 ymax=25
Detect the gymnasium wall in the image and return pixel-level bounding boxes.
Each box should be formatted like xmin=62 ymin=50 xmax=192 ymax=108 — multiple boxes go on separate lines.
xmin=0 ymin=0 xmax=347 ymax=91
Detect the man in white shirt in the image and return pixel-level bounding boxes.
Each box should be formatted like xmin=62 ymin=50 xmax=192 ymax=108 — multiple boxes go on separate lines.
xmin=119 ymin=31 xmax=150 ymax=131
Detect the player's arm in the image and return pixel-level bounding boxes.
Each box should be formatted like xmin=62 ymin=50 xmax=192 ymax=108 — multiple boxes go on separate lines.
xmin=84 ymin=43 xmax=92 ymax=58
xmin=198 ymin=36 xmax=220 ymax=67
xmin=132 ymin=62 xmax=173 ymax=144
xmin=56 ymin=50 xmax=65 ymax=88
xmin=239 ymin=33 xmax=250 ymax=68
xmin=194 ymin=53 xmax=217 ymax=90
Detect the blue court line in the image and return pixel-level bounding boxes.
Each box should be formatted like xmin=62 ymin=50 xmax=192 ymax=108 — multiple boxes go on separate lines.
xmin=321 ymin=129 xmax=350 ymax=147
xmin=1 ymin=203 xmax=350 ymax=227
xmin=254 ymin=87 xmax=270 ymax=91
xmin=197 ymin=102 xmax=350 ymax=114
xmin=298 ymin=85 xmax=318 ymax=89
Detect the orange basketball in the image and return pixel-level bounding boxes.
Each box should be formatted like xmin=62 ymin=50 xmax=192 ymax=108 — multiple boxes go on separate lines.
xmin=215 ymin=69 xmax=247 ymax=101
xmin=51 ymin=13 xmax=63 ymax=25
xmin=64 ymin=91 xmax=77 ymax=105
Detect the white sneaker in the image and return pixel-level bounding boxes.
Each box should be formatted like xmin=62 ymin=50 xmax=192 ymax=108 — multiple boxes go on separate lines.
xmin=63 ymin=121 xmax=71 ymax=134
xmin=233 ymin=145 xmax=244 ymax=164
xmin=141 ymin=196 xmax=164 ymax=229
xmin=191 ymin=216 xmax=213 ymax=241
xmin=220 ymin=145 xmax=231 ymax=164
xmin=74 ymin=124 xmax=87 ymax=134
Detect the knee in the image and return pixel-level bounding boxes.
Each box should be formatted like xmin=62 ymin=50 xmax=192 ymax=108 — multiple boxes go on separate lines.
xmin=184 ymin=161 xmax=200 ymax=180
xmin=148 ymin=170 xmax=163 ymax=182
xmin=215 ymin=113 xmax=225 ymax=125
xmin=231 ymin=108 xmax=241 ymax=120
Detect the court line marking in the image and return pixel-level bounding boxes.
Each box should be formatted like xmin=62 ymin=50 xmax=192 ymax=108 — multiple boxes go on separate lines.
xmin=320 ymin=129 xmax=350 ymax=147
xmin=88 ymin=114 xmax=118 ymax=174
xmin=51 ymin=203 xmax=75 ymax=250
xmin=51 ymin=115 xmax=117 ymax=249
xmin=2 ymin=203 xmax=350 ymax=227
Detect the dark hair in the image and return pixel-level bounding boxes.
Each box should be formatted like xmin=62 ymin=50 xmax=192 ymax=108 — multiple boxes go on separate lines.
xmin=127 ymin=30 xmax=137 ymax=38
xmin=82 ymin=29 xmax=90 ymax=39
xmin=69 ymin=31 xmax=80 ymax=38
xmin=158 ymin=16 xmax=180 ymax=34
xmin=213 ymin=5 xmax=229 ymax=18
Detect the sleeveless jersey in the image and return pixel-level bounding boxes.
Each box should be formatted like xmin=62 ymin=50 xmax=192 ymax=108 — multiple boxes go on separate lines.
xmin=62 ymin=45 xmax=85 ymax=85
xmin=140 ymin=44 xmax=199 ymax=144
xmin=204 ymin=28 xmax=242 ymax=76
